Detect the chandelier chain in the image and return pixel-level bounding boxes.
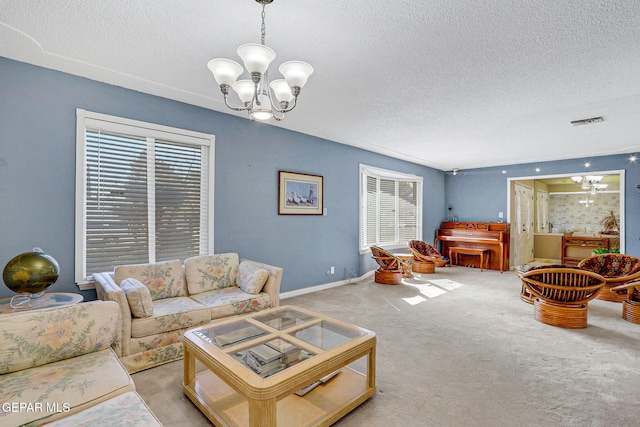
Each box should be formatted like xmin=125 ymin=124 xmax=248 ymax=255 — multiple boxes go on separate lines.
xmin=261 ymin=3 xmax=266 ymax=45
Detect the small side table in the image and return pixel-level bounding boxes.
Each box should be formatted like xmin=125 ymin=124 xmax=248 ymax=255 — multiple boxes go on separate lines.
xmin=0 ymin=292 xmax=84 ymax=314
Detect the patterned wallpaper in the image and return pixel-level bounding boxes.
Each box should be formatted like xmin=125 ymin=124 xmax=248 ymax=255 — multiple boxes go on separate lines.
xmin=548 ymin=193 xmax=620 ymax=234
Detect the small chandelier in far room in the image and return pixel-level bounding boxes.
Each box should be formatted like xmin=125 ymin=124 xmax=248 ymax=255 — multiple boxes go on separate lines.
xmin=571 ymin=175 xmax=607 ymax=194
xmin=207 ymin=0 xmax=314 ymax=122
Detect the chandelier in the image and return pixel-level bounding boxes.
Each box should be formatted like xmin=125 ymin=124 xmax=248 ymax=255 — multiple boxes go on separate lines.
xmin=571 ymin=175 xmax=608 ymax=194
xmin=207 ymin=0 xmax=314 ymax=122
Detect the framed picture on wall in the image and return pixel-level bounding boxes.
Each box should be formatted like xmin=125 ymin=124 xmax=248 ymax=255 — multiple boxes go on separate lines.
xmin=278 ymin=171 xmax=324 ymax=215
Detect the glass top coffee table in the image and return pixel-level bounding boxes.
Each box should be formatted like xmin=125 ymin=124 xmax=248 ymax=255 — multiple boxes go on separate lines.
xmin=183 ymin=305 xmax=376 ymax=427
xmin=0 ymin=292 xmax=84 ymax=314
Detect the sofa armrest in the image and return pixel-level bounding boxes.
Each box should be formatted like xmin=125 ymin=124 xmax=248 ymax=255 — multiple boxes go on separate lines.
xmin=0 ymin=301 xmax=119 ymax=374
xmin=241 ymin=259 xmax=283 ymax=307
xmin=93 ymin=272 xmax=131 ymax=357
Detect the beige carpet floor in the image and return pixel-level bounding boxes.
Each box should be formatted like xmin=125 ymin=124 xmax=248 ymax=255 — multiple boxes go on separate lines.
xmin=132 ymin=266 xmax=640 ymax=426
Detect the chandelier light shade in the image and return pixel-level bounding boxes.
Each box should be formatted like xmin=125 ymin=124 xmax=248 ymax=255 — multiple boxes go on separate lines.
xmin=279 ymin=61 xmax=314 ymax=89
xmin=571 ymin=175 xmax=607 ymax=194
xmin=207 ymin=0 xmax=314 ymax=121
xmin=269 ymin=79 xmax=295 ymax=102
xmin=207 ymin=59 xmax=243 ymax=86
xmin=237 ymin=43 xmax=276 ymax=74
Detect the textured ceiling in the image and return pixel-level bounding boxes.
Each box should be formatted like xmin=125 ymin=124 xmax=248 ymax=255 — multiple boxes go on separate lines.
xmin=2 ymin=0 xmax=640 ymax=171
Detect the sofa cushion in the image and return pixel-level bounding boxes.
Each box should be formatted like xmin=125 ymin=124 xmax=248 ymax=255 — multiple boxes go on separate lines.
xmin=184 ymin=253 xmax=239 ymax=295
xmin=130 ymin=296 xmax=211 ymax=338
xmin=121 ymin=278 xmax=154 ymax=318
xmin=127 ymin=330 xmax=183 ymax=356
xmin=190 ymin=286 xmax=271 ymax=319
xmin=0 ymin=348 xmax=134 ymax=426
xmin=115 ymin=259 xmax=185 ymax=300
xmin=0 ymin=301 xmax=119 ymax=374
xmin=44 ymin=391 xmax=163 ymax=427
xmin=238 ymin=261 xmax=269 ymax=294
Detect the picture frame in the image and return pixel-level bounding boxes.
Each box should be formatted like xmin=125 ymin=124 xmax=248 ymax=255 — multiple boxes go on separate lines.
xmin=278 ymin=171 xmax=324 ymax=215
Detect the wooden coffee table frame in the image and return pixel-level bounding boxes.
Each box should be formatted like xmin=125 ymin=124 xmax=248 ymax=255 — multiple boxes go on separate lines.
xmin=183 ymin=305 xmax=376 ymax=427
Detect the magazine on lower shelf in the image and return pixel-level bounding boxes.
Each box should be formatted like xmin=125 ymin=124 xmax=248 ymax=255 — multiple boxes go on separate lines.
xmin=294 ymin=370 xmax=341 ymax=396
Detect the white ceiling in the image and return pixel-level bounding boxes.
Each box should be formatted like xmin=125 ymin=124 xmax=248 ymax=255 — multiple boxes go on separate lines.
xmin=2 ymin=0 xmax=640 ymax=171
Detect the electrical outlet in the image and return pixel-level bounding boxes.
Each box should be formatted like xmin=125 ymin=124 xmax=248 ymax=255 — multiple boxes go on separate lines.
xmin=330 ymin=266 xmax=335 ymax=274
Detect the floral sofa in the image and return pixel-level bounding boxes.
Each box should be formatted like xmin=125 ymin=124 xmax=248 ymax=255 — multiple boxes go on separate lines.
xmin=0 ymin=301 xmax=162 ymax=427
xmin=93 ymin=253 xmax=283 ymax=373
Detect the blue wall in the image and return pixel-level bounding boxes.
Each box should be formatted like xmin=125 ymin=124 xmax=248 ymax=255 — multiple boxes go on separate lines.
xmin=0 ymin=57 xmax=445 ymax=300
xmin=4 ymin=56 xmax=636 ymax=302
xmin=445 ymin=156 xmax=640 ymax=256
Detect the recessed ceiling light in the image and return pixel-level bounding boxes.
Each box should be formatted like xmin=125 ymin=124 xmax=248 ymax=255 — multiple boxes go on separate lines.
xmin=535 ymin=168 xmax=541 ymax=172
xmin=584 ymin=162 xmax=591 ymax=168
xmin=629 ymin=155 xmax=637 ymax=163
xmin=501 ymin=170 xmax=507 ymax=174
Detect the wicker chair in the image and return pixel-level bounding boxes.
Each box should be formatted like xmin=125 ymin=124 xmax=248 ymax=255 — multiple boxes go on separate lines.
xmin=370 ymin=245 xmax=413 ymax=284
xmin=610 ymin=279 xmax=640 ymax=323
xmin=408 ymin=240 xmax=449 ymax=270
xmin=520 ymin=267 xmax=606 ymax=328
xmin=516 ymin=264 xmax=567 ymax=304
xmin=577 ymin=254 xmax=640 ymax=302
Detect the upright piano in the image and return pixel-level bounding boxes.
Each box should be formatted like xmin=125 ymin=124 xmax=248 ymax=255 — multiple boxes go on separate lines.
xmin=434 ymin=222 xmax=510 ymax=272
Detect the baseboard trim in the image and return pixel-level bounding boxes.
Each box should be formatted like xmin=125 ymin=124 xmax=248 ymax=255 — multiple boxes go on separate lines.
xmin=281 ymin=270 xmax=374 ymax=300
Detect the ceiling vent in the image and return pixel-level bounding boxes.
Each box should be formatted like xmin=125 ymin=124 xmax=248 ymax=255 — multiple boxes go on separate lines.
xmin=570 ymin=116 xmax=605 ymax=126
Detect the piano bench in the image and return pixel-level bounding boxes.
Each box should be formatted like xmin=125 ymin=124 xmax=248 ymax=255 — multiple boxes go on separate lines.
xmin=449 ymin=247 xmax=490 ymax=271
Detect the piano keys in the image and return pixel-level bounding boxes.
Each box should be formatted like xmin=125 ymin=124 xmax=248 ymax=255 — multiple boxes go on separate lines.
xmin=434 ymin=222 xmax=510 ymax=272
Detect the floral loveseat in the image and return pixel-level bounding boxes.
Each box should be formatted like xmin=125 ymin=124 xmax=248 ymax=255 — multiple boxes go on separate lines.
xmin=93 ymin=253 xmax=283 ymax=373
xmin=0 ymin=301 xmax=162 ymax=427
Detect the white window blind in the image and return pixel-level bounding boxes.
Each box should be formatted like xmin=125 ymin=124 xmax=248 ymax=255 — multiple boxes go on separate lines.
xmin=76 ymin=110 xmax=214 ymax=285
xmin=359 ymin=164 xmax=422 ymax=252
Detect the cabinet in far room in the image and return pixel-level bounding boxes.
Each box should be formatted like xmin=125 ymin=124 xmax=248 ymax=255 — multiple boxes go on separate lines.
xmin=561 ymin=236 xmax=609 ymax=266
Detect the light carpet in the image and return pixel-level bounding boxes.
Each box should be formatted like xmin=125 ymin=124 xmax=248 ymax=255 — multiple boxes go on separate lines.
xmin=133 ymin=266 xmax=640 ymax=426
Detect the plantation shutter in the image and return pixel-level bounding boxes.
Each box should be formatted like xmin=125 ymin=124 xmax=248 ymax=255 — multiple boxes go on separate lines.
xmin=398 ymin=181 xmax=417 ymax=241
xmin=362 ymin=175 xmax=378 ymax=247
xmin=379 ymin=179 xmax=397 ymax=244
xmin=359 ymin=164 xmax=422 ymax=251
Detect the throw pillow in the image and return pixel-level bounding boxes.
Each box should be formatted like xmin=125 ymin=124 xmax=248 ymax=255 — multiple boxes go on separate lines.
xmin=237 ymin=261 xmax=269 ymax=294
xmin=114 ymin=259 xmax=185 ymax=300
xmin=185 ymin=253 xmax=239 ymax=295
xmin=120 ymin=278 xmax=154 ymax=318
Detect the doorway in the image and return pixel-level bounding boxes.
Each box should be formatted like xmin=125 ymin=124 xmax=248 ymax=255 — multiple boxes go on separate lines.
xmin=507 ymin=170 xmax=625 ymax=269
xmin=513 ymin=182 xmax=534 ymax=266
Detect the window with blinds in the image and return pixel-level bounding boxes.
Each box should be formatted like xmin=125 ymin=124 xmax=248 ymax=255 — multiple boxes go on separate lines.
xmin=75 ymin=110 xmax=214 ymax=285
xmin=359 ymin=164 xmax=422 ymax=252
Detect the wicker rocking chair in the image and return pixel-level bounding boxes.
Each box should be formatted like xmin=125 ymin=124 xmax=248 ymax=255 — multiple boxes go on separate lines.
xmin=520 ymin=267 xmax=606 ymax=328
xmin=370 ymin=245 xmax=413 ymax=285
xmin=610 ymin=279 xmax=640 ymax=324
xmin=578 ymin=254 xmax=640 ymax=302
xmin=408 ymin=240 xmax=449 ymax=269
